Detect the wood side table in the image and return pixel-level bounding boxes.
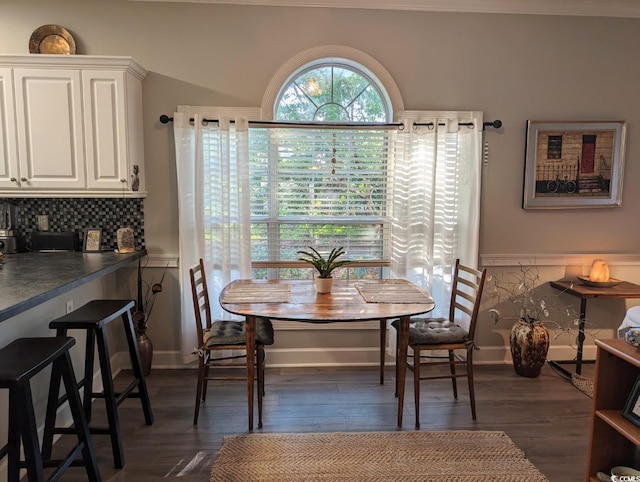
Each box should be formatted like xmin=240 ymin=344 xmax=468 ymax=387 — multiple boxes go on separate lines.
xmin=549 ymin=279 xmax=640 ymax=376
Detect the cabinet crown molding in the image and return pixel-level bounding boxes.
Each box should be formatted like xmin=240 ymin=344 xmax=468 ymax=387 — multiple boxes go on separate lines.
xmin=0 ymin=55 xmax=147 ymax=80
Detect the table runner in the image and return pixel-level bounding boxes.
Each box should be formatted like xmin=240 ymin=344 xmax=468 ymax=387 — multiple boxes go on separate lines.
xmin=355 ymin=280 xmax=433 ymax=304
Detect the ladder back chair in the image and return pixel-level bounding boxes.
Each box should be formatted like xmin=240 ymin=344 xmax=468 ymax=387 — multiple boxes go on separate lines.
xmin=392 ymin=259 xmax=487 ymax=428
xmin=189 ymin=259 xmax=274 ymax=427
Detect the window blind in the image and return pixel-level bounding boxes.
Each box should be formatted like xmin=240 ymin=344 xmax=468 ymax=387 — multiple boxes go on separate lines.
xmin=248 ymin=127 xmax=392 ymax=267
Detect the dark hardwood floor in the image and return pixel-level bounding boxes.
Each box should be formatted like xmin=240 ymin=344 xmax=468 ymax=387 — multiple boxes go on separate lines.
xmin=50 ymin=363 xmax=592 ymax=481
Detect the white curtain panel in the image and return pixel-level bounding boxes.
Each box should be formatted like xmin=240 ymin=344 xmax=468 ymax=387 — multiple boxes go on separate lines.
xmin=388 ymin=114 xmax=483 ymax=354
xmin=173 ymin=114 xmax=252 ymax=362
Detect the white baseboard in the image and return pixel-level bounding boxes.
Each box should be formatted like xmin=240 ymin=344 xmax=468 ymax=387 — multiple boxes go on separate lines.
xmin=112 ymin=343 xmax=598 ymax=369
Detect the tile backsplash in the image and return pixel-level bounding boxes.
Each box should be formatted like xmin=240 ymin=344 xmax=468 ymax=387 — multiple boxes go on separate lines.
xmin=2 ymin=198 xmax=144 ymax=251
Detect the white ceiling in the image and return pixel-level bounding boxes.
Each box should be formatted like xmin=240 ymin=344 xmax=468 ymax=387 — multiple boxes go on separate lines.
xmin=130 ymin=0 xmax=640 ymax=18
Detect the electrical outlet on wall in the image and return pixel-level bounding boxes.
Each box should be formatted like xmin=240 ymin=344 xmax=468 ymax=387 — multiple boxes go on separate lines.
xmin=37 ymin=214 xmax=49 ymax=231
xmin=65 ymin=300 xmax=73 ymax=314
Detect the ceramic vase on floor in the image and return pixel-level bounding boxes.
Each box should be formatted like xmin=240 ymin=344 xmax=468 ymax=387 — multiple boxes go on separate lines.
xmin=510 ymin=319 xmax=550 ymax=378
xmin=136 ymin=330 xmax=153 ymax=377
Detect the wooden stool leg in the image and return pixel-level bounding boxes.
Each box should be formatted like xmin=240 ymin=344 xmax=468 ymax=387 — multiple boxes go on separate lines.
xmin=96 ymin=328 xmax=125 ymax=469
xmin=42 ymin=328 xmax=68 ymax=460
xmin=41 ymin=360 xmax=63 ymax=460
xmin=83 ymin=330 xmax=97 ymax=423
xmin=14 ymin=383 xmax=45 ymax=482
xmin=121 ymin=311 xmax=154 ymax=425
xmin=58 ymin=351 xmax=101 ymax=481
xmin=7 ymin=388 xmax=22 ymax=482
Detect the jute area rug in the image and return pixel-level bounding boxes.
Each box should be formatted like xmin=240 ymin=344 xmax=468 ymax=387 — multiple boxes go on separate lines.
xmin=210 ymin=430 xmax=548 ymax=481
xmin=571 ymin=373 xmax=594 ymax=398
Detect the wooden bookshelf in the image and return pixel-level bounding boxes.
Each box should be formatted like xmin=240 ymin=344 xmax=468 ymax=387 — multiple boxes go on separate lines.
xmin=586 ymin=339 xmax=640 ymax=481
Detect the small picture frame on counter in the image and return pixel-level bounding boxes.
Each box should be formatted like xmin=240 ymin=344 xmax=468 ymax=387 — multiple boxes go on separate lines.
xmin=622 ymin=375 xmax=640 ymax=427
xmin=83 ymin=228 xmax=102 ymax=252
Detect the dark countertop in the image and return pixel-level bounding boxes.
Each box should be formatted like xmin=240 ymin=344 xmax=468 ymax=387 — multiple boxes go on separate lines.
xmin=0 ymin=250 xmax=146 ymax=322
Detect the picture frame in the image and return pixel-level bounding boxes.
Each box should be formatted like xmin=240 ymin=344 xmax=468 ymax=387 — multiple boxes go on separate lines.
xmin=523 ymin=120 xmax=626 ymax=209
xmin=83 ymin=228 xmax=102 ymax=252
xmin=623 ymin=375 xmax=640 ymax=427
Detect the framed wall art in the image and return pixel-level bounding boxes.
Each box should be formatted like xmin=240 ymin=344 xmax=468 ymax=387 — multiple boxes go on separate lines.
xmin=523 ymin=120 xmax=626 ymax=209
xmin=83 ymin=228 xmax=102 ymax=252
xmin=623 ymin=375 xmax=640 ymax=427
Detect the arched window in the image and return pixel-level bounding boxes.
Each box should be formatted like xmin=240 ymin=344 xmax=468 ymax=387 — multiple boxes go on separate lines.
xmin=246 ymin=59 xmax=397 ymax=280
xmin=275 ymin=62 xmax=390 ymax=122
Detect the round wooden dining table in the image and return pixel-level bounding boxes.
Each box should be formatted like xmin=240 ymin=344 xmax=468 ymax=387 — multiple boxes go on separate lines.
xmin=220 ymin=278 xmax=435 ymax=430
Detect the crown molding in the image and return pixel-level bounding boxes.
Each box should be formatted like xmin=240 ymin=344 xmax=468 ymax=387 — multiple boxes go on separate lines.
xmin=130 ymin=0 xmax=640 ymax=18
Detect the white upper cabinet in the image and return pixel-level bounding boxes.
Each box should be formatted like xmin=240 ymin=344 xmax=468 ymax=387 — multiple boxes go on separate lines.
xmin=0 ymin=68 xmax=19 ymax=190
xmin=0 ymin=55 xmax=147 ymax=197
xmin=83 ymin=68 xmax=145 ymax=193
xmin=14 ymin=68 xmax=86 ymax=190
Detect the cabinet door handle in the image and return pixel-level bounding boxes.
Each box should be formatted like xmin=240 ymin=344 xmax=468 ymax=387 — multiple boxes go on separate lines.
xmin=21 ymin=177 xmax=28 ymax=182
xmin=10 ymin=177 xmax=17 ymax=182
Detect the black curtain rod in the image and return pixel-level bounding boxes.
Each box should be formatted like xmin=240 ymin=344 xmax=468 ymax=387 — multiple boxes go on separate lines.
xmin=159 ymin=114 xmax=502 ymax=130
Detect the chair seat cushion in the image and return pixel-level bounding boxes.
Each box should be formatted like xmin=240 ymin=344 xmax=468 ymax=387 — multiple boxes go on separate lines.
xmin=204 ymin=317 xmax=275 ymax=347
xmin=392 ymin=317 xmax=469 ymax=345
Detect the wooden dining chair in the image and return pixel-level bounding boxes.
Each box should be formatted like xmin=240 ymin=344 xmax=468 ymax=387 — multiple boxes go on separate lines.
xmin=189 ymin=259 xmax=274 ymax=426
xmin=388 ymin=259 xmax=487 ymax=428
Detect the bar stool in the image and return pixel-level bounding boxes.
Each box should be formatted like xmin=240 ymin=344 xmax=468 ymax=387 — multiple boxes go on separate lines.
xmin=42 ymin=300 xmax=153 ymax=469
xmin=0 ymin=337 xmax=101 ymax=482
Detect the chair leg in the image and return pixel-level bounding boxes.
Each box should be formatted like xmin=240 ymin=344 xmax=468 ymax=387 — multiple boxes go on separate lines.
xmin=449 ymin=350 xmax=458 ymax=399
xmin=260 ymin=348 xmax=267 ymax=397
xmin=257 ymin=345 xmax=264 ymax=429
xmin=413 ymin=348 xmax=421 ymax=430
xmin=193 ymin=361 xmax=205 ymax=425
xmin=467 ymin=348 xmax=477 ymax=420
xmin=202 ymin=364 xmax=210 ymax=402
xmin=379 ymin=319 xmax=386 ymax=385
xmin=394 ymin=339 xmax=400 ymax=398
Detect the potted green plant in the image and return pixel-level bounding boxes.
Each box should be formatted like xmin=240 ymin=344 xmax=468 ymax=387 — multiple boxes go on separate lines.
xmin=297 ymin=246 xmax=352 ymax=293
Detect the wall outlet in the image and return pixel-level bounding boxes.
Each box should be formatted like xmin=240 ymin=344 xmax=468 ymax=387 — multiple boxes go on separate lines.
xmin=37 ymin=214 xmax=49 ymax=231
xmin=65 ymin=300 xmax=74 ymax=314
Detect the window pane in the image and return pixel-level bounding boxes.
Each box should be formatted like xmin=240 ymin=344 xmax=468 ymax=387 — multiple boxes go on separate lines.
xmin=249 ymin=126 xmax=391 ymax=273
xmin=275 ymin=64 xmax=388 ymax=122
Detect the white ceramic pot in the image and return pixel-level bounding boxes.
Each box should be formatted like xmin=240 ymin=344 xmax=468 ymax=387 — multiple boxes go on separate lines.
xmin=315 ymin=277 xmax=333 ymax=294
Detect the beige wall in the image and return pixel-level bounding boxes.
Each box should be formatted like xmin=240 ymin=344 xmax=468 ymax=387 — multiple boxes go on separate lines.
xmin=2 ymin=0 xmax=639 ymax=364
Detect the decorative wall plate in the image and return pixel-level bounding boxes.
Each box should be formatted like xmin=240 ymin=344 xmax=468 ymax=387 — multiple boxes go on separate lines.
xmin=29 ymin=24 xmax=76 ymax=55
